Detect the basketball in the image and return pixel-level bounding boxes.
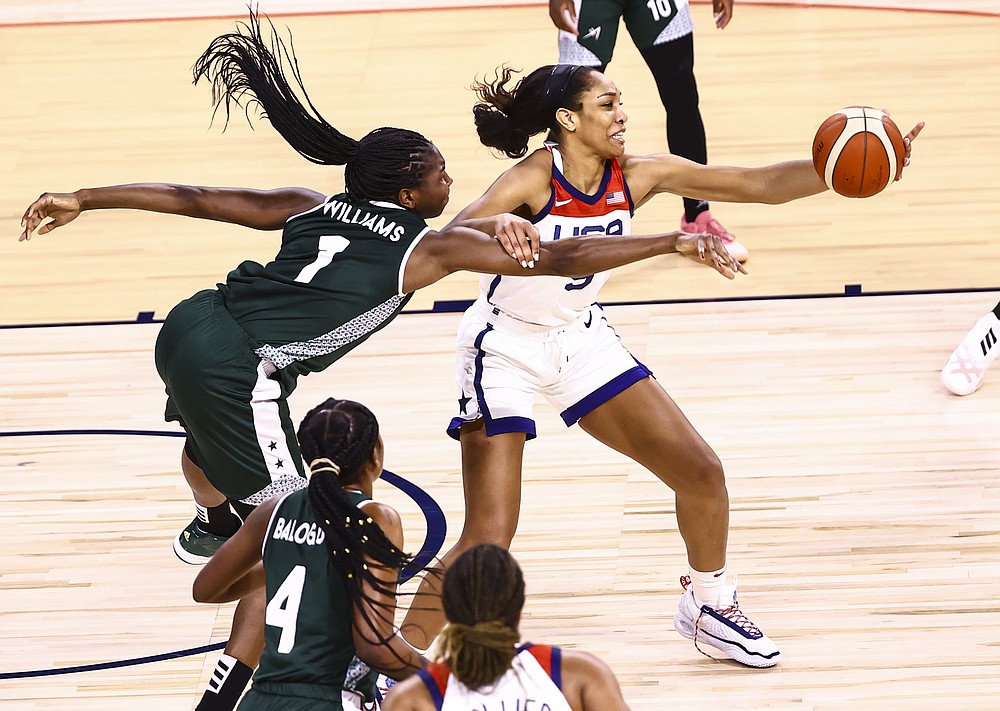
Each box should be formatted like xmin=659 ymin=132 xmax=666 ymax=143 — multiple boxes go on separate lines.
xmin=812 ymin=107 xmax=906 ymax=198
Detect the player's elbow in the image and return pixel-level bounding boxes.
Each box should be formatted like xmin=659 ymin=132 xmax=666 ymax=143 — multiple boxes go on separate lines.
xmin=191 ymin=576 xmax=223 ymax=604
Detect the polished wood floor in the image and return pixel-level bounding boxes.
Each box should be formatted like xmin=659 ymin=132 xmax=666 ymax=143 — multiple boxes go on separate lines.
xmin=1 ymin=2 xmax=998 ymax=709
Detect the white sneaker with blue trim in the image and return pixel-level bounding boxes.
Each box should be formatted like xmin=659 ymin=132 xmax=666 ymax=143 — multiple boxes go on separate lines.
xmin=673 ymin=575 xmax=781 ymax=668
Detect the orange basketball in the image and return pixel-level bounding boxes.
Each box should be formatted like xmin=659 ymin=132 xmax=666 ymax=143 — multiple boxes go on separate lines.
xmin=812 ymin=107 xmax=906 ymax=198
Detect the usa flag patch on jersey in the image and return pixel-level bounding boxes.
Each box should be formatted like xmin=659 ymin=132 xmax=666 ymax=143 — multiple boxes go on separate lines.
xmin=606 ymin=191 xmax=625 ymax=205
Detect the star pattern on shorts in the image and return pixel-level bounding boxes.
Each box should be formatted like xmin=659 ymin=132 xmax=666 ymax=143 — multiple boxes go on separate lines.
xmin=459 ymin=395 xmax=471 ymax=414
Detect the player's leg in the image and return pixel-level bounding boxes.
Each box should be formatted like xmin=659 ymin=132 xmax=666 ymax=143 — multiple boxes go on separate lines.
xmin=578 ymin=378 xmax=779 ymax=667
xmin=401 ymin=422 xmax=527 ymax=649
xmin=196 ymin=589 xmax=264 ymax=711
xmin=630 ymin=19 xmax=749 ymax=261
xmin=402 ymin=306 xmax=538 ymax=648
xmin=172 ymin=441 xmax=243 ymax=563
xmin=155 ymin=290 xmax=305 ymax=563
xmin=557 ymin=0 xmax=620 ymax=68
xmin=942 ymin=300 xmax=1000 ymax=395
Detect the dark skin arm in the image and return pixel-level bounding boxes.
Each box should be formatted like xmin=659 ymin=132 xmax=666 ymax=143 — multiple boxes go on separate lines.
xmin=193 ymin=497 xmax=277 ymax=604
xmin=19 ymin=184 xmax=325 ymax=240
xmin=351 ymin=501 xmax=428 ymax=678
xmin=401 ymin=221 xmax=743 ymax=293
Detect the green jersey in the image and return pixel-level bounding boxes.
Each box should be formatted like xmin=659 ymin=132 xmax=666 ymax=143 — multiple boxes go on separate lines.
xmin=219 ymin=194 xmax=430 ymax=380
xmin=252 ymin=488 xmax=378 ymax=707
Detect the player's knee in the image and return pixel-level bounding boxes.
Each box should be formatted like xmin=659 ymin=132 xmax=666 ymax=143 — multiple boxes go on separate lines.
xmin=672 ymin=449 xmax=726 ymax=494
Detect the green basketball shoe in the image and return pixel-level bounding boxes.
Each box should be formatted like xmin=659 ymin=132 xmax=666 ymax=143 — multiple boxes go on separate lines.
xmin=173 ymin=517 xmax=230 ymax=565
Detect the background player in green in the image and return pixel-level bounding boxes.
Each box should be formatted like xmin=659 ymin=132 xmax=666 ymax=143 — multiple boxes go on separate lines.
xmin=18 ymin=11 xmax=744 ymax=710
xmin=193 ymin=396 xmax=424 ymax=710
xmin=549 ymin=0 xmax=748 ymax=261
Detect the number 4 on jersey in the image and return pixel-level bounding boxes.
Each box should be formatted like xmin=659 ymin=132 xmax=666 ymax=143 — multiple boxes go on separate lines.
xmin=266 ymin=564 xmax=307 ymax=653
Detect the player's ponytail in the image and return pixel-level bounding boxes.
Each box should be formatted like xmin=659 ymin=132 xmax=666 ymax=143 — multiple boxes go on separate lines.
xmin=193 ymin=10 xmax=436 ymax=202
xmin=472 ymin=64 xmax=596 ymax=158
xmin=437 ymin=544 xmax=525 ymax=689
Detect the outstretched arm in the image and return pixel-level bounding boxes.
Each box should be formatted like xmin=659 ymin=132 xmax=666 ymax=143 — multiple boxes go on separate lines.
xmin=19 ymin=183 xmax=325 ymax=240
xmin=623 ymin=119 xmax=924 ymax=208
xmin=402 ymin=220 xmax=743 ymax=293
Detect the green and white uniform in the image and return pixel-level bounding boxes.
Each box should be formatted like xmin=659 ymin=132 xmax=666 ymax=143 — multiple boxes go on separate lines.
xmin=153 ymin=194 xmax=429 ymax=503
xmin=558 ymin=0 xmax=695 ymax=66
xmin=237 ymin=488 xmax=380 ymax=710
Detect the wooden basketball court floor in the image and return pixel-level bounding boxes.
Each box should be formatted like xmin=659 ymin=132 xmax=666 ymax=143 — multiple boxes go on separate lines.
xmin=1 ymin=2 xmax=999 ymax=709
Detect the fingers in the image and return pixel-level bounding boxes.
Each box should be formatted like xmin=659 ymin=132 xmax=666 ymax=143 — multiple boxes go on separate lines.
xmin=561 ymin=6 xmax=579 ymax=34
xmin=689 ymin=233 xmax=745 ymax=279
xmin=713 ymin=0 xmax=733 ymax=28
xmin=550 ymin=0 xmax=578 ymax=33
xmin=496 ymin=219 xmax=539 ymax=268
xmin=19 ymin=194 xmax=52 ymax=241
xmin=19 ymin=207 xmax=42 ymax=242
xmin=707 ymin=235 xmax=745 ymax=279
xmin=898 ymin=121 xmax=925 ymax=176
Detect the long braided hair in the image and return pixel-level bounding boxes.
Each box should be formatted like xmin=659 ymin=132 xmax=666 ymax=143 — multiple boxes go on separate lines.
xmin=192 ymin=9 xmax=435 ymax=202
xmin=296 ymin=398 xmax=414 ymax=655
xmin=437 ymin=544 xmax=525 ymax=689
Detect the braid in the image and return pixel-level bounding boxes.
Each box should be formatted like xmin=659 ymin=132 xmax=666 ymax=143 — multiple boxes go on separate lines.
xmin=297 ymin=398 xmax=415 ymax=666
xmin=193 ymin=10 xmax=436 ymax=202
xmin=298 ymin=398 xmax=379 ymax=485
xmin=192 ymin=8 xmax=359 ymax=165
xmin=439 ymin=544 xmax=525 ymax=689
xmin=344 ymin=127 xmax=436 ymax=203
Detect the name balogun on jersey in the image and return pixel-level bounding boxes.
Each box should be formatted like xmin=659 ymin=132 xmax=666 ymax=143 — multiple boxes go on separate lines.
xmin=323 ymin=197 xmax=407 ymax=241
xmin=272 ymin=516 xmax=326 ymax=546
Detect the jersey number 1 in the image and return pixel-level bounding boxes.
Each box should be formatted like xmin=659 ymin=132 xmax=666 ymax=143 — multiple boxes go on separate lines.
xmin=295 ymin=235 xmax=350 ymax=283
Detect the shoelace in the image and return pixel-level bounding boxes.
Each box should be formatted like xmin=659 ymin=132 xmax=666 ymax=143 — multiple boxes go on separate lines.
xmin=680 ymin=575 xmax=761 ymax=661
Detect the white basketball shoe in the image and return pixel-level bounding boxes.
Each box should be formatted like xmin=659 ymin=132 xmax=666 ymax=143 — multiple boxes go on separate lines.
xmin=941 ymin=310 xmax=1000 ymax=396
xmin=673 ymin=575 xmax=781 ymax=668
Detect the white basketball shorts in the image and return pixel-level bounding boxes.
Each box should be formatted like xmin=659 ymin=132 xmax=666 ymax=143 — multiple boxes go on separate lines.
xmin=446 ymin=299 xmax=653 ymax=440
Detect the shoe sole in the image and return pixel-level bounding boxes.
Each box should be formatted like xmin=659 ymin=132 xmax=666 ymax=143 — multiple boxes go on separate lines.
xmin=673 ymin=616 xmax=781 ymax=668
xmin=172 ymin=535 xmax=212 ymax=565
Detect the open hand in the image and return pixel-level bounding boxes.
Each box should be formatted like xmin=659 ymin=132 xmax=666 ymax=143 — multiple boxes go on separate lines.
xmin=20 ymin=192 xmax=81 ymax=241
xmin=675 ymin=231 xmax=749 ymax=279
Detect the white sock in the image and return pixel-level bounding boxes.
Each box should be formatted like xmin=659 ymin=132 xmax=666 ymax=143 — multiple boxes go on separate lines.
xmin=689 ymin=565 xmax=728 ymax=609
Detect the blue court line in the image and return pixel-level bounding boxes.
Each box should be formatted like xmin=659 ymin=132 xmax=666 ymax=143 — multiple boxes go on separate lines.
xmin=0 ymin=643 xmax=228 ymax=680
xmin=2 ymin=285 xmax=998 ymax=328
xmin=1 ymin=429 xmax=447 ymax=680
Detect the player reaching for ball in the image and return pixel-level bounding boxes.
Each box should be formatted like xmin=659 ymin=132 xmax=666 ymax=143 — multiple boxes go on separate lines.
xmin=812 ymin=106 xmax=908 ymax=198
xmin=399 ymin=64 xmax=924 ymax=668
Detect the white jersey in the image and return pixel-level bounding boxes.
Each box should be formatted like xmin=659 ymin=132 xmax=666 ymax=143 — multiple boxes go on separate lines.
xmin=474 ymin=145 xmax=633 ymax=327
xmin=417 ymin=644 xmax=573 ymax=711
